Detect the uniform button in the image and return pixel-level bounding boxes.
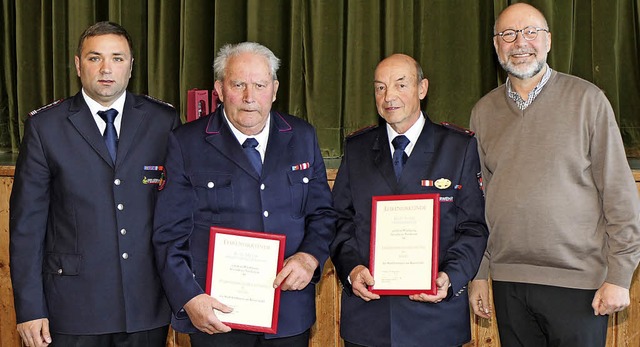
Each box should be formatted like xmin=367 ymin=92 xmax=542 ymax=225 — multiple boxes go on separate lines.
xmin=302 ymin=177 xmax=309 ymax=184
xmin=57 ymin=268 xmax=63 ymax=275
xmin=114 ymin=178 xmax=121 ymax=185
xmin=122 ymin=253 xmax=129 ymax=259
xmin=207 ymin=182 xmax=215 ymax=188
xmin=117 ymin=203 xmax=124 ymax=210
xmin=263 ymin=211 xmax=269 ymax=217
xmin=120 ymin=228 xmax=127 ymax=235
xmin=260 ymin=184 xmax=265 ymax=190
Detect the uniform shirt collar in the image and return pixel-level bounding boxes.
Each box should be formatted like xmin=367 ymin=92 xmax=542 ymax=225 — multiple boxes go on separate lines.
xmin=82 ymin=89 xmax=126 ymax=136
xmin=223 ymin=109 xmax=270 ymax=161
xmin=386 ymin=112 xmax=425 ymax=157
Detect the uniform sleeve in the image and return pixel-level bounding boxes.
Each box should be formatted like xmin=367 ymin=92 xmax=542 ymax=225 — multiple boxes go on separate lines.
xmin=152 ymin=132 xmax=203 ymax=314
xmin=439 ymin=137 xmax=489 ymax=294
xmin=295 ymin=130 xmax=337 ymax=281
xmin=9 ymin=117 xmax=50 ymax=323
xmin=329 ymin=144 xmax=362 ymax=292
xmin=469 ymin=109 xmax=492 ymax=281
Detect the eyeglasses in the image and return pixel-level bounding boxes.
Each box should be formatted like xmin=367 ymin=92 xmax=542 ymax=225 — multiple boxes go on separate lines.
xmin=494 ymin=26 xmax=549 ymax=43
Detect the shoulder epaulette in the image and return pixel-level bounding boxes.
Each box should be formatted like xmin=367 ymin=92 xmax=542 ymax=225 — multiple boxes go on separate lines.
xmin=440 ymin=122 xmax=474 ymax=136
xmin=143 ymin=95 xmax=174 ymax=109
xmin=347 ymin=124 xmax=377 ymax=138
xmin=28 ymin=99 xmax=64 ymax=117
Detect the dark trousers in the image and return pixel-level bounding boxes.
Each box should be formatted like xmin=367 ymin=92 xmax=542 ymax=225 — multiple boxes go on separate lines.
xmin=345 ymin=341 xmax=461 ymax=347
xmin=492 ymin=281 xmax=608 ymax=347
xmin=190 ymin=329 xmax=310 ymax=347
xmin=50 ymin=325 xmax=168 ymax=347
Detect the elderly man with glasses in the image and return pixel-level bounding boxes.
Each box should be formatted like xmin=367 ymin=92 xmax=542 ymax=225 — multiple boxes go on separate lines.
xmin=469 ymin=3 xmax=640 ymax=347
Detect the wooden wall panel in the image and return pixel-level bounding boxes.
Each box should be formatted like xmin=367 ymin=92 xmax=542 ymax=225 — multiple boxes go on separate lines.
xmin=467 ymin=280 xmax=500 ymax=346
xmin=1 ymin=169 xmax=639 ymax=347
xmin=606 ymin=267 xmax=640 ymax=346
xmin=0 ymin=177 xmax=20 ymax=347
xmin=309 ymin=260 xmax=343 ymax=347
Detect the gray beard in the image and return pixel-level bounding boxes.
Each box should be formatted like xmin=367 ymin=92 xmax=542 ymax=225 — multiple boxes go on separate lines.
xmin=501 ymin=59 xmax=546 ymax=80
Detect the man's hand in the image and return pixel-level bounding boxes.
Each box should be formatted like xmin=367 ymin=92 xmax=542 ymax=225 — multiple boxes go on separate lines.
xmin=409 ymin=272 xmax=450 ymax=303
xmin=183 ymin=294 xmax=233 ymax=334
xmin=273 ymin=252 xmax=319 ymax=291
xmin=469 ymin=279 xmax=492 ymax=319
xmin=349 ymin=265 xmax=380 ymax=301
xmin=17 ymin=318 xmax=51 ymax=347
xmin=592 ymin=282 xmax=630 ymax=315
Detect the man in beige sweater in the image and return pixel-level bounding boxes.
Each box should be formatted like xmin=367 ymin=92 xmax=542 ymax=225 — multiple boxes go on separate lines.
xmin=469 ymin=3 xmax=640 ymax=346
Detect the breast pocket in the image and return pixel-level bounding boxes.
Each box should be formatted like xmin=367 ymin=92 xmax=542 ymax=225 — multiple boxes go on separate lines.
xmin=191 ymin=173 xmax=234 ymax=224
xmin=287 ymin=168 xmax=313 ymax=219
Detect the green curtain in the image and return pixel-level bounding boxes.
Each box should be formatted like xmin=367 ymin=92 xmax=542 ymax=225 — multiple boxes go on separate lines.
xmin=1 ymin=0 xmax=639 ymax=160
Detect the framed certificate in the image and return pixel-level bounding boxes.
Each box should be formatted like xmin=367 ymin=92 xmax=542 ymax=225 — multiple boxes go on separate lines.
xmin=205 ymin=227 xmax=286 ymax=333
xmin=370 ymin=194 xmax=440 ymax=295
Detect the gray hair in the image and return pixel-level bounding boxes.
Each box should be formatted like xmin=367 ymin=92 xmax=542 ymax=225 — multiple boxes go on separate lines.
xmin=213 ymin=42 xmax=281 ymax=81
xmin=415 ymin=60 xmax=424 ymax=83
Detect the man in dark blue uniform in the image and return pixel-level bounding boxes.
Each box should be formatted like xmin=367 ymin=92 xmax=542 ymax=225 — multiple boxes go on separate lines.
xmin=331 ymin=54 xmax=488 ymax=347
xmin=10 ymin=22 xmax=180 ymax=347
xmin=152 ymin=42 xmax=336 ymax=346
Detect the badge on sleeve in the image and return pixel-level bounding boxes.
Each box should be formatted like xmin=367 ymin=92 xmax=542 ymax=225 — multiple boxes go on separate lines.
xmin=158 ymin=167 xmax=167 ymax=191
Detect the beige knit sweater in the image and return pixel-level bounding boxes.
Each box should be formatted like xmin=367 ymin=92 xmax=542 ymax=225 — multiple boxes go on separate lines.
xmin=470 ymin=70 xmax=640 ymax=289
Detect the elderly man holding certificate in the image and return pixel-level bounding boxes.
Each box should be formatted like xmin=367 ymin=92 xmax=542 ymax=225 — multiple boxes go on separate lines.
xmin=152 ymin=42 xmax=336 ymax=347
xmin=330 ymin=54 xmax=489 ymax=347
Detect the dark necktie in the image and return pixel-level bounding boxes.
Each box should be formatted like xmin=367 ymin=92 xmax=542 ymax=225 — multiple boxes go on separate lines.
xmin=98 ymin=108 xmax=118 ymax=163
xmin=242 ymin=138 xmax=262 ymax=175
xmin=392 ymin=135 xmax=410 ymax=180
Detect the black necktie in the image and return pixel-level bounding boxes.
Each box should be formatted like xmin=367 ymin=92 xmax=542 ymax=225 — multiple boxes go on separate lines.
xmin=98 ymin=108 xmax=118 ymax=163
xmin=242 ymin=138 xmax=262 ymax=175
xmin=392 ymin=135 xmax=410 ymax=180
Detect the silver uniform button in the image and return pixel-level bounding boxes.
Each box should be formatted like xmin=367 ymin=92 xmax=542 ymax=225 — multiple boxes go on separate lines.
xmin=122 ymin=253 xmax=129 ymax=259
xmin=120 ymin=228 xmax=127 ymax=235
xmin=207 ymin=182 xmax=215 ymax=188
xmin=57 ymin=268 xmax=63 ymax=275
xmin=302 ymin=177 xmax=309 ymax=184
xmin=260 ymin=183 xmax=265 ymax=190
xmin=263 ymin=211 xmax=269 ymax=217
xmin=117 ymin=203 xmax=124 ymax=210
xmin=114 ymin=178 xmax=121 ymax=185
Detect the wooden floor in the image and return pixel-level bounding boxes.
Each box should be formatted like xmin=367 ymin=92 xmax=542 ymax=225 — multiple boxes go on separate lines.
xmin=1 ymin=169 xmax=639 ymax=346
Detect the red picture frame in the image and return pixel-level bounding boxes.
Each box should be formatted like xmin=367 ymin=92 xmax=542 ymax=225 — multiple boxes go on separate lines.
xmin=206 ymin=227 xmax=286 ymax=333
xmin=370 ymin=194 xmax=440 ymax=295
